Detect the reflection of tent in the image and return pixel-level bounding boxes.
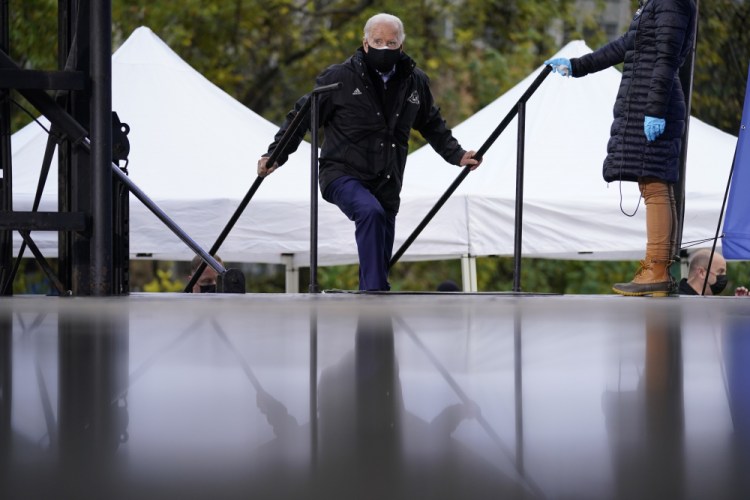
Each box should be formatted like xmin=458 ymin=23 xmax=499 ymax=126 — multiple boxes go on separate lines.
xmin=12 ymin=26 xmax=359 ymax=266
xmin=402 ymin=40 xmax=736 ymax=262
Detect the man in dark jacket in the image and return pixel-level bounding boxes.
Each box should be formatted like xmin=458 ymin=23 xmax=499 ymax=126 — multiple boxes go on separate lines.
xmin=545 ymin=0 xmax=696 ymax=296
xmin=258 ymin=13 xmax=479 ymax=291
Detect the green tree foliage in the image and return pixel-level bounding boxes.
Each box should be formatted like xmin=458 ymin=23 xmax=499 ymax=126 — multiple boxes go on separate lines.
xmin=107 ymin=0 xmax=606 ymax=128
xmin=112 ymin=0 xmax=379 ymax=126
xmin=315 ymin=257 xmax=750 ymax=295
xmin=142 ymin=268 xmax=184 ymax=292
xmin=12 ymin=256 xmax=750 ymax=295
xmin=7 ymin=0 xmax=57 ymax=70
xmin=10 ymin=258 xmax=54 ymax=295
xmin=110 ymin=0 xmax=606 ymax=152
xmin=7 ymin=1 xmax=744 ymax=135
xmin=7 ymin=0 xmax=58 ymax=132
xmin=691 ymin=0 xmax=750 ymax=134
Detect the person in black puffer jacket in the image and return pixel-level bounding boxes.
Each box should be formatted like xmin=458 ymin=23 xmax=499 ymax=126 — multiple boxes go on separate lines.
xmin=258 ymin=13 xmax=480 ymax=291
xmin=545 ymin=0 xmax=696 ymax=296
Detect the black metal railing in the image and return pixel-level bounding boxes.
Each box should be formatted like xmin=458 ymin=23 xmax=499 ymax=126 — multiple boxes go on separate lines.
xmin=389 ymin=65 xmax=553 ymax=292
xmin=184 ymin=82 xmax=342 ymax=293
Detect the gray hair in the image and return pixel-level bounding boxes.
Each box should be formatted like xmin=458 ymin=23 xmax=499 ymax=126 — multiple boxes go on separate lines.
xmin=688 ymin=248 xmax=723 ymax=276
xmin=191 ymin=254 xmax=223 ymax=273
xmin=363 ymin=13 xmax=406 ymax=44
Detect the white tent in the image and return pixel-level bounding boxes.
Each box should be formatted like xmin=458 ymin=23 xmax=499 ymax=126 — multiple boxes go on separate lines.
xmin=11 ymin=34 xmax=736 ymax=288
xmin=401 ymin=40 xmax=736 ymax=264
xmin=11 ymin=26 xmax=359 ymax=267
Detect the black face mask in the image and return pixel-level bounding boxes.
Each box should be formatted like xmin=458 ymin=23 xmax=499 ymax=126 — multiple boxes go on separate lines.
xmin=365 ymin=46 xmax=401 ymax=73
xmin=199 ymin=284 xmax=217 ymax=293
xmin=710 ymin=274 xmax=728 ymax=295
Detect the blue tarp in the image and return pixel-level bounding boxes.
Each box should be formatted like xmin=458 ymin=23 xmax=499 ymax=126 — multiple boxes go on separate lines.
xmin=723 ymin=66 xmax=750 ymax=259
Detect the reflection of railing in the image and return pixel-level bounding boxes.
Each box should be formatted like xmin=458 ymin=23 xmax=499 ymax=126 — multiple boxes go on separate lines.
xmin=394 ymin=313 xmax=547 ymax=499
xmin=116 ymin=315 xmax=300 ymax=439
xmin=390 ymin=65 xmax=553 ymax=292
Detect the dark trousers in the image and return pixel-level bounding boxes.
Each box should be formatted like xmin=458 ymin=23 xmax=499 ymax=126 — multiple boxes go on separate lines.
xmin=324 ymin=176 xmax=396 ymax=291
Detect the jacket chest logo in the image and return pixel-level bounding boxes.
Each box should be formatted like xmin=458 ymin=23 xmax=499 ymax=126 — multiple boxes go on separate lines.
xmin=407 ymin=90 xmax=420 ymax=105
xmin=352 ymin=87 xmax=363 ymax=96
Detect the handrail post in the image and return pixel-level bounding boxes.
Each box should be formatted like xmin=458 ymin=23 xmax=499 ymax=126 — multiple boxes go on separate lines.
xmin=513 ymin=101 xmax=526 ymax=292
xmin=306 ymin=82 xmax=341 ymax=294
xmin=309 ymin=92 xmax=320 ymax=293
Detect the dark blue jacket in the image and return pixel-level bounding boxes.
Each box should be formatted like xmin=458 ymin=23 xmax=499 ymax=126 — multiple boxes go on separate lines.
xmin=570 ymin=0 xmax=696 ymax=183
xmin=267 ymin=48 xmax=465 ymax=213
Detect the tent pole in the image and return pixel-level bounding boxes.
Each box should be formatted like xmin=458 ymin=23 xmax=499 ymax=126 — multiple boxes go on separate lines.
xmin=282 ymin=253 xmax=299 ymax=293
xmin=460 ymin=255 xmax=477 ymax=292
xmin=309 ymin=92 xmax=320 ymax=293
xmin=305 ymin=82 xmax=342 ymax=293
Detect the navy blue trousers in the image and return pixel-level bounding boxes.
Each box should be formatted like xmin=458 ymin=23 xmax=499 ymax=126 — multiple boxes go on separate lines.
xmin=324 ymin=176 xmax=396 ymax=291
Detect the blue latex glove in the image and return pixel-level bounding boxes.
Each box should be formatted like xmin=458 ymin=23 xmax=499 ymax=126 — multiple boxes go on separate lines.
xmin=644 ymin=116 xmax=666 ymax=142
xmin=544 ymin=57 xmax=572 ymax=77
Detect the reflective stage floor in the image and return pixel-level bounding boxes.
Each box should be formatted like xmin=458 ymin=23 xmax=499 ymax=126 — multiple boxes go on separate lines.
xmin=2 ymin=293 xmax=749 ymax=499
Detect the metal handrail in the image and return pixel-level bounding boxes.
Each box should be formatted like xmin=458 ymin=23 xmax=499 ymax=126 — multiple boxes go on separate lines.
xmin=389 ymin=65 xmax=553 ymax=271
xmin=183 ymin=96 xmax=313 ymax=292
xmin=184 ymin=82 xmax=341 ymax=293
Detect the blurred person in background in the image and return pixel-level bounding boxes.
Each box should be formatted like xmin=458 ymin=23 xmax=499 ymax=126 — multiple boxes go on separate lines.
xmin=677 ymin=249 xmax=749 ymax=296
xmin=188 ymin=254 xmax=224 ymax=293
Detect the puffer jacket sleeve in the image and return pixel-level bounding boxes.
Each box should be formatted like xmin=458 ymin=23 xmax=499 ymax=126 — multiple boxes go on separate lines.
xmin=412 ymin=71 xmax=465 ymax=165
xmin=645 ymin=0 xmax=694 ymax=118
xmin=571 ymin=33 xmax=630 ymax=77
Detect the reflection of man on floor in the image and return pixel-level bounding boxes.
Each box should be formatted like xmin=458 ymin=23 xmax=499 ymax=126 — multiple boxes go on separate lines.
xmin=245 ymin=311 xmax=530 ymax=498
xmin=314 ymin=313 xmax=519 ymax=499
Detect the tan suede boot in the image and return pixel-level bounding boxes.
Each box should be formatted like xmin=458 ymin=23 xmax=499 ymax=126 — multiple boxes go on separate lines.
xmin=612 ymin=259 xmax=673 ymax=296
xmin=613 ymin=179 xmax=676 ymax=297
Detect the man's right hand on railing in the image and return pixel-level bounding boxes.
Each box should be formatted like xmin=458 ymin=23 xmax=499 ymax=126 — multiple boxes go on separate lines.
xmin=257 ymin=156 xmax=279 ymax=177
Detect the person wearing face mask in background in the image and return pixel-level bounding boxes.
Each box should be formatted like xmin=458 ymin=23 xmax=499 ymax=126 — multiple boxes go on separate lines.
xmin=257 ymin=13 xmax=480 ymax=291
xmin=188 ymin=254 xmax=224 ymax=293
xmin=677 ymin=249 xmax=749 ymax=296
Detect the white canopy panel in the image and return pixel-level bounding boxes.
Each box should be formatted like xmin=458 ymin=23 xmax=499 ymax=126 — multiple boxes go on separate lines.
xmin=11 ymin=35 xmax=735 ymax=265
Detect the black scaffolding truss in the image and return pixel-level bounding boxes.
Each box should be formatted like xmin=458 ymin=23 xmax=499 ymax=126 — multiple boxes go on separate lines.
xmin=0 ymin=1 xmax=126 ymax=296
